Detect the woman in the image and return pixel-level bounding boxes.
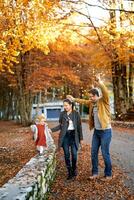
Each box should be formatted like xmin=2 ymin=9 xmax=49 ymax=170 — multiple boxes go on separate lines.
xmin=51 ymin=99 xmax=83 ymax=180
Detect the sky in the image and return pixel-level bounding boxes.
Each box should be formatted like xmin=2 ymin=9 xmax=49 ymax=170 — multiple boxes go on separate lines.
xmin=82 ymin=0 xmax=109 ymax=26
xmin=70 ymin=0 xmax=110 ymax=27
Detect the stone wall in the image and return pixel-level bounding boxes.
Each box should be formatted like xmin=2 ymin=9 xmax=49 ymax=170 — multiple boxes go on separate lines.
xmin=0 ymin=144 xmax=56 ymax=200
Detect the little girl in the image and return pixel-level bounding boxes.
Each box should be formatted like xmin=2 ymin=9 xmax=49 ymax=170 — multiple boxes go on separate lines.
xmin=31 ymin=114 xmax=53 ymax=155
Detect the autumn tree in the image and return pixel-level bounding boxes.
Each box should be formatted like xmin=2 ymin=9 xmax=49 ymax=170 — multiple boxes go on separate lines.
xmin=100 ymin=0 xmax=134 ymax=118
xmin=0 ymin=0 xmax=133 ymax=124
xmin=60 ymin=0 xmax=134 ymax=118
xmin=0 ymin=0 xmax=65 ymax=125
xmin=0 ymin=0 xmax=81 ymax=125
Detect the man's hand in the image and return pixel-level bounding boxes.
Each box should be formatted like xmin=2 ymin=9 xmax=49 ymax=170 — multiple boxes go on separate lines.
xmin=66 ymin=95 xmax=75 ymax=102
xmin=93 ymin=75 xmax=101 ymax=87
xmin=94 ymin=74 xmax=101 ymax=82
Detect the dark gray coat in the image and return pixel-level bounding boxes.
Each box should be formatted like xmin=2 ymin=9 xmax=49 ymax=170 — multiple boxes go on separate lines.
xmin=51 ymin=110 xmax=83 ymax=149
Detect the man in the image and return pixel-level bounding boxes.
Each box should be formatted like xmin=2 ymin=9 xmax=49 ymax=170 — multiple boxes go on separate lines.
xmin=67 ymin=76 xmax=112 ymax=179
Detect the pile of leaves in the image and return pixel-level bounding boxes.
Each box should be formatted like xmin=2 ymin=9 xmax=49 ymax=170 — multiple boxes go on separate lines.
xmin=0 ymin=121 xmax=133 ymax=199
xmin=0 ymin=121 xmax=36 ymax=186
xmin=49 ymin=134 xmax=133 ymax=200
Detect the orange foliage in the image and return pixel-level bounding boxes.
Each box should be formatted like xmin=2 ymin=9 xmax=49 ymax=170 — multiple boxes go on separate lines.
xmin=0 ymin=0 xmax=61 ymax=71
xmin=0 ymin=0 xmax=133 ymax=93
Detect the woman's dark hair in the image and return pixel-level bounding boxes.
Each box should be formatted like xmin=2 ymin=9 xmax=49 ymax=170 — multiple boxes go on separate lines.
xmin=63 ymin=98 xmax=75 ymax=110
xmin=89 ymin=88 xmax=99 ymax=97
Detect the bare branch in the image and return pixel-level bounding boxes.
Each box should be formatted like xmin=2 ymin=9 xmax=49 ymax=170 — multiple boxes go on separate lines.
xmin=63 ymin=0 xmax=134 ymax=14
xmin=58 ymin=22 xmax=99 ymax=28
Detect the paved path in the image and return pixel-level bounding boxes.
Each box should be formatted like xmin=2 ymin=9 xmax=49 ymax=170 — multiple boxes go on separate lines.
xmin=82 ymin=122 xmax=134 ymax=192
xmin=49 ymin=121 xmax=134 ymax=192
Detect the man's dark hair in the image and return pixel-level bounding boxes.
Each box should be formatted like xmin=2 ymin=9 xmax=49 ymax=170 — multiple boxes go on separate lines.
xmin=89 ymin=88 xmax=99 ymax=97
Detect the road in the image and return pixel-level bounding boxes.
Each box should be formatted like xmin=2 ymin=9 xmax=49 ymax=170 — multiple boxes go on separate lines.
xmin=49 ymin=121 xmax=134 ymax=192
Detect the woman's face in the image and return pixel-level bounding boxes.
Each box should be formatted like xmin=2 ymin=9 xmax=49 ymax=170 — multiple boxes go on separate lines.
xmin=63 ymin=102 xmax=72 ymax=112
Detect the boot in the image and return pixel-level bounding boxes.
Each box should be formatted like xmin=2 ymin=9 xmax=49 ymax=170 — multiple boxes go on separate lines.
xmin=72 ymin=167 xmax=78 ymax=177
xmin=67 ymin=168 xmax=73 ymax=180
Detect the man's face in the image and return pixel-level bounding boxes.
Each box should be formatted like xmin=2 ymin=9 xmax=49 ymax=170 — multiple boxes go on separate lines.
xmin=89 ymin=93 xmax=99 ymax=102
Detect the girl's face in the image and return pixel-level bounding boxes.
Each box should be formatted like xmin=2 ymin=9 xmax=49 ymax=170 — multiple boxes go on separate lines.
xmin=63 ymin=102 xmax=72 ymax=112
xmin=40 ymin=119 xmax=45 ymax=125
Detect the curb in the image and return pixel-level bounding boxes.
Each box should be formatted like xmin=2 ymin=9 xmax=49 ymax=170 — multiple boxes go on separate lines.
xmin=82 ymin=118 xmax=134 ymax=129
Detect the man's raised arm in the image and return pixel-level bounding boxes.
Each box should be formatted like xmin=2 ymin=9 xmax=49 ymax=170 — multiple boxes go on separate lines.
xmin=94 ymin=76 xmax=109 ymax=104
xmin=67 ymin=95 xmax=90 ymax=106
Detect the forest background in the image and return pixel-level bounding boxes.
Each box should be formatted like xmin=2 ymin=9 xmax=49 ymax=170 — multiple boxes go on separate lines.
xmin=0 ymin=0 xmax=133 ymax=126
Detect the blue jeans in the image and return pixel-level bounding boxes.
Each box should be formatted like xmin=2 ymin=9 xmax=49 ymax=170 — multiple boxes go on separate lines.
xmin=62 ymin=130 xmax=78 ymax=172
xmin=91 ymin=129 xmax=112 ymax=176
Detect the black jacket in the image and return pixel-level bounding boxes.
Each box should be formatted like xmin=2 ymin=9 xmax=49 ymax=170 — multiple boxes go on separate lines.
xmin=51 ymin=110 xmax=83 ymax=149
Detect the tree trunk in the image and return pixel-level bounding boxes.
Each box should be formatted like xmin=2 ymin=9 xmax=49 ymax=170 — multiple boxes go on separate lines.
xmin=19 ymin=92 xmax=33 ymax=126
xmin=110 ymin=7 xmax=133 ymax=119
xmin=129 ymin=61 xmax=134 ymax=110
xmin=112 ymin=60 xmax=133 ymax=119
xmin=16 ymin=53 xmax=33 ymax=126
